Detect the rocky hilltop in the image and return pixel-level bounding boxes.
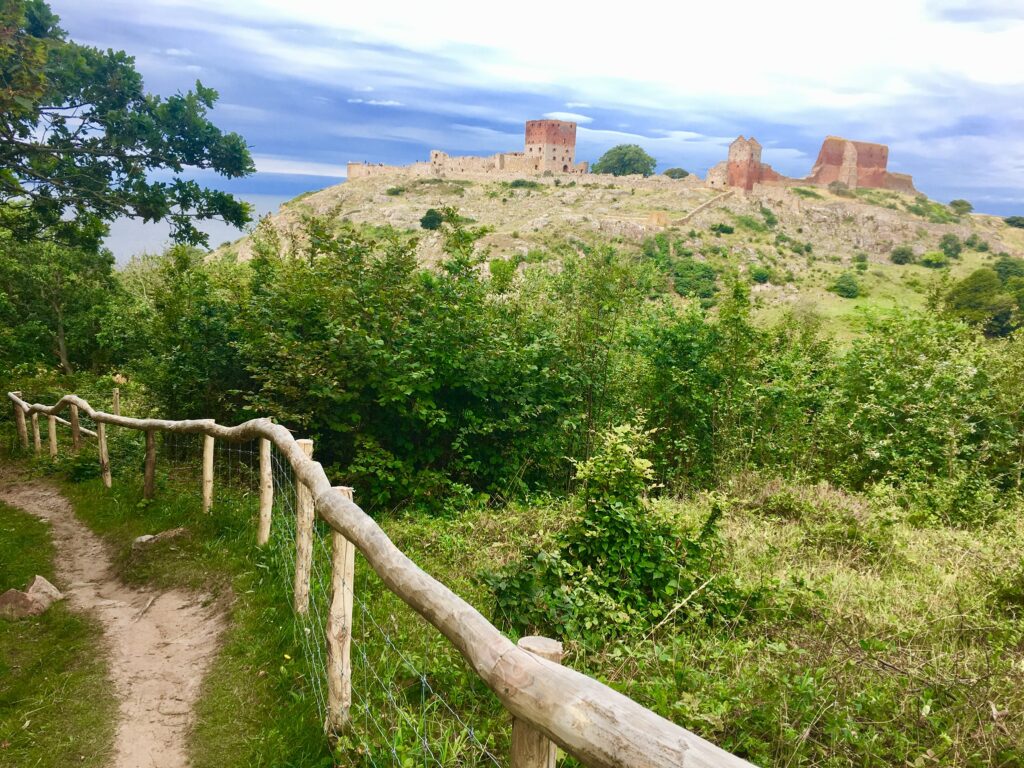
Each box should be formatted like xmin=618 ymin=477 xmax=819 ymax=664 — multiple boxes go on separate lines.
xmin=219 ymin=171 xmax=1024 ymax=336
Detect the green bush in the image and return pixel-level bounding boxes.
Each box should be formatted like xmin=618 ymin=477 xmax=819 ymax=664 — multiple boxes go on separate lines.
xmin=710 ymin=223 xmax=734 ymax=235
xmin=949 ymin=199 xmax=973 ymax=215
xmin=663 ymin=167 xmax=689 ymax=179
xmin=385 ymin=186 xmax=405 ymax=196
xmin=920 ymin=251 xmax=949 ymax=269
xmin=890 ymin=245 xmax=915 ymax=264
xmin=483 ymin=424 xmax=751 ymax=641
xmin=509 ymin=179 xmax=543 ymax=190
xmin=830 ymin=272 xmax=861 ymax=298
xmin=749 ymin=265 xmax=771 ymax=284
xmin=1005 ymin=215 xmax=1024 ymax=228
xmin=939 ymin=233 xmax=962 ymax=259
xmin=419 ymin=208 xmax=444 ymax=230
xmin=964 ymin=233 xmax=989 ymax=251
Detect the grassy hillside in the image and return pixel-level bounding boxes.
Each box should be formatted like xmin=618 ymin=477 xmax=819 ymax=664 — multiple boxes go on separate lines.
xmin=216 ymin=173 xmax=1023 ymax=338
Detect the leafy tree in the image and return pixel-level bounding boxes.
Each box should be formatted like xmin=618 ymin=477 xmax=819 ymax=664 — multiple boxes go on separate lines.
xmin=1005 ymin=216 xmax=1024 ymax=229
xmin=945 ymin=268 xmax=1017 ymax=337
xmin=591 ymin=144 xmax=656 ymax=177
xmin=920 ymin=251 xmax=949 ymax=269
xmin=949 ymin=199 xmax=974 ymax=215
xmin=663 ymin=168 xmax=689 ymax=179
xmin=830 ymin=272 xmax=861 ymax=298
xmin=993 ymin=255 xmax=1024 ymax=284
xmin=0 ymin=231 xmax=115 ymax=372
xmin=939 ymin=234 xmax=962 ymax=259
xmin=749 ymin=265 xmax=771 ymax=284
xmin=0 ymin=0 xmax=253 ymax=248
xmin=964 ymin=233 xmax=989 ymax=252
xmin=890 ymin=245 xmax=915 ymax=264
xmin=419 ymin=208 xmax=444 ymax=230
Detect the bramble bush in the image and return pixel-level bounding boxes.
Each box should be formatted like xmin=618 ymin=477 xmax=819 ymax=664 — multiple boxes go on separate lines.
xmin=483 ymin=424 xmax=753 ymax=641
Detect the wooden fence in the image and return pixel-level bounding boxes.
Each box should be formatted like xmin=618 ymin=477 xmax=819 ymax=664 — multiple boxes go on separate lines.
xmin=7 ymin=390 xmax=756 ymax=768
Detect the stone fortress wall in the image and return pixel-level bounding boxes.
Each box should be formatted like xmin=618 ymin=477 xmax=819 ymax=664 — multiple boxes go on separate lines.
xmin=348 ymin=119 xmax=588 ymax=180
xmin=347 ymin=117 xmax=917 ymax=196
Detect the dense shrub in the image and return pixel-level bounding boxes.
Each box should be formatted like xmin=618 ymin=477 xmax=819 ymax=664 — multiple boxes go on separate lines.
xmin=939 ymin=233 xmax=962 ymax=259
xmin=710 ymin=223 xmax=734 ymax=235
xmin=483 ymin=425 xmax=751 ymax=640
xmin=1005 ymin=215 xmax=1024 ymax=228
xmin=663 ymin=168 xmax=689 ymax=179
xmin=830 ymin=272 xmax=861 ymax=298
xmin=949 ymin=199 xmax=973 ymax=215
xmin=890 ymin=245 xmax=915 ymax=264
xmin=419 ymin=208 xmax=444 ymax=230
xmin=920 ymin=251 xmax=949 ymax=268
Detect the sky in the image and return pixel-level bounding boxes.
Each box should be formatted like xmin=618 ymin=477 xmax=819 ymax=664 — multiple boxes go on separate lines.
xmin=52 ymin=0 xmax=1024 ymax=261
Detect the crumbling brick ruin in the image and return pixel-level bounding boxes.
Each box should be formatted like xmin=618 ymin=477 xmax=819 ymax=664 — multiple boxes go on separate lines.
xmin=706 ymin=136 xmax=784 ymax=190
xmin=707 ymin=134 xmax=916 ymax=194
xmin=806 ymin=136 xmax=916 ymax=193
xmin=348 ymin=119 xmax=588 ymax=179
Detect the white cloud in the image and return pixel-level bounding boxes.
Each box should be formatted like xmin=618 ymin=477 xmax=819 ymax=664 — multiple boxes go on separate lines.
xmin=354 ymin=85 xmax=375 ymax=92
xmin=346 ymin=98 xmax=404 ymax=106
xmin=543 ymin=111 xmax=592 ymax=123
xmin=163 ymin=47 xmax=194 ymax=56
xmin=566 ymin=101 xmax=590 ymax=108
xmin=253 ymin=154 xmax=348 ymax=177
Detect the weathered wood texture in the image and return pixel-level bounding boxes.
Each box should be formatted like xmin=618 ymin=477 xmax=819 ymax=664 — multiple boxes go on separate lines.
xmin=5 ymin=391 xmax=756 ymax=768
xmin=293 ymin=438 xmax=315 ymax=614
xmin=31 ymin=413 xmax=41 ymax=455
xmin=69 ymin=403 xmax=81 ymax=450
xmin=143 ymin=430 xmax=156 ymax=499
xmin=47 ymin=415 xmax=57 ymax=458
xmin=97 ymin=422 xmax=112 ymax=488
xmin=326 ymin=485 xmax=356 ymax=735
xmin=112 ymin=387 xmax=120 ymax=416
xmin=512 ymin=637 xmax=563 ymax=768
xmin=202 ymin=434 xmax=215 ymax=513
xmin=258 ymin=438 xmax=273 ymax=546
xmin=12 ymin=392 xmax=28 ymax=449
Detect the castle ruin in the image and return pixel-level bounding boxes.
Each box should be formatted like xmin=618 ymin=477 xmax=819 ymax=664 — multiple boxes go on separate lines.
xmin=706 ymin=136 xmax=785 ymax=190
xmin=348 ymin=119 xmax=588 ymax=179
xmin=708 ymin=134 xmax=916 ymax=193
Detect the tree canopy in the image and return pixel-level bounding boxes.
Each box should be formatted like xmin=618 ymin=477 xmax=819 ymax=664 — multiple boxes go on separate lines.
xmin=663 ymin=167 xmax=689 ymax=179
xmin=0 ymin=0 xmax=254 ymax=248
xmin=591 ymin=144 xmax=656 ymax=177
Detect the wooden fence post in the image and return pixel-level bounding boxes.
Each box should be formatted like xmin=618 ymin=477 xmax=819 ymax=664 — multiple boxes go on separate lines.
xmin=69 ymin=403 xmax=81 ymax=451
xmin=112 ymin=387 xmax=120 ymax=416
xmin=293 ymin=438 xmax=315 ymax=614
xmin=31 ymin=413 xmax=41 ymax=456
xmin=97 ymin=422 xmax=112 ymax=488
xmin=143 ymin=430 xmax=156 ymax=499
xmin=202 ymin=434 xmax=215 ymax=513
xmin=257 ymin=438 xmax=273 ymax=546
xmin=12 ymin=392 xmax=28 ymax=449
xmin=326 ymin=485 xmax=356 ymax=735
xmin=48 ymin=415 xmax=57 ymax=458
xmin=510 ymin=636 xmax=564 ymax=768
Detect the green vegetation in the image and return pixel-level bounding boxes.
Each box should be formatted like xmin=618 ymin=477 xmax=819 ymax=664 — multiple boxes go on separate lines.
xmin=749 ymin=264 xmax=771 ymax=284
xmin=920 ymin=251 xmax=950 ymax=269
xmin=830 ymin=272 xmax=862 ymax=298
xmin=0 ymin=0 xmax=252 ymax=249
xmin=663 ymin=168 xmax=689 ymax=179
xmin=591 ymin=144 xmax=656 ymax=177
xmin=939 ymin=233 xmax=962 ymax=259
xmin=0 ymin=501 xmax=116 ymax=767
xmin=710 ymin=222 xmax=734 ymax=235
xmin=508 ymin=179 xmax=543 ymax=190
xmin=1006 ymin=216 xmax=1024 ymax=229
xmin=419 ymin=208 xmax=444 ymax=230
xmin=949 ymin=199 xmax=974 ymax=215
xmin=792 ymin=187 xmax=823 ymax=199
xmin=385 ymin=186 xmax=405 ymax=196
xmin=904 ymin=195 xmax=958 ymax=224
xmin=945 ymin=268 xmax=1018 ymax=336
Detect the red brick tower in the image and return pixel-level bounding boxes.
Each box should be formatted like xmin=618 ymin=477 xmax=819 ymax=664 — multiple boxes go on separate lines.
xmin=524 ymin=120 xmax=577 ymax=172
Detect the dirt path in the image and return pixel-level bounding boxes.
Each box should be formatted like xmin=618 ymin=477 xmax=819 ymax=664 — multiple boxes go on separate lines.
xmin=0 ymin=477 xmax=225 ymax=768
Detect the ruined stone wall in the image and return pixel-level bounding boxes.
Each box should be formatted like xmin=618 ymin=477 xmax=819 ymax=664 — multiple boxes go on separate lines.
xmin=807 ymin=136 xmax=915 ymax=192
xmin=348 ymin=161 xmax=433 ymax=179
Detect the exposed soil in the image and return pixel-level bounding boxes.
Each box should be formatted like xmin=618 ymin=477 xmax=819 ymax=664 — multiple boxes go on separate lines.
xmin=0 ymin=473 xmax=225 ymax=768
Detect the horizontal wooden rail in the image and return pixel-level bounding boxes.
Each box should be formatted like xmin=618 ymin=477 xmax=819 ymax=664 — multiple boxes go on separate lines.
xmin=10 ymin=395 xmax=97 ymax=438
xmin=6 ymin=390 xmax=755 ymax=768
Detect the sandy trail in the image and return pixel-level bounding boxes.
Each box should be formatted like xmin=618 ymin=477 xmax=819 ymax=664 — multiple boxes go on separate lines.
xmin=0 ymin=475 xmax=225 ymax=768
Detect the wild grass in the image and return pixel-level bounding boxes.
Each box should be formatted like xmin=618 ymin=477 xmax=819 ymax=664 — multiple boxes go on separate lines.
xmin=0 ymin=497 xmax=116 ymax=768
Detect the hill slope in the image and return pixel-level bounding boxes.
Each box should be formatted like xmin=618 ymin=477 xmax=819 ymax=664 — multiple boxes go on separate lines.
xmin=218 ymin=172 xmax=1024 ymax=336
